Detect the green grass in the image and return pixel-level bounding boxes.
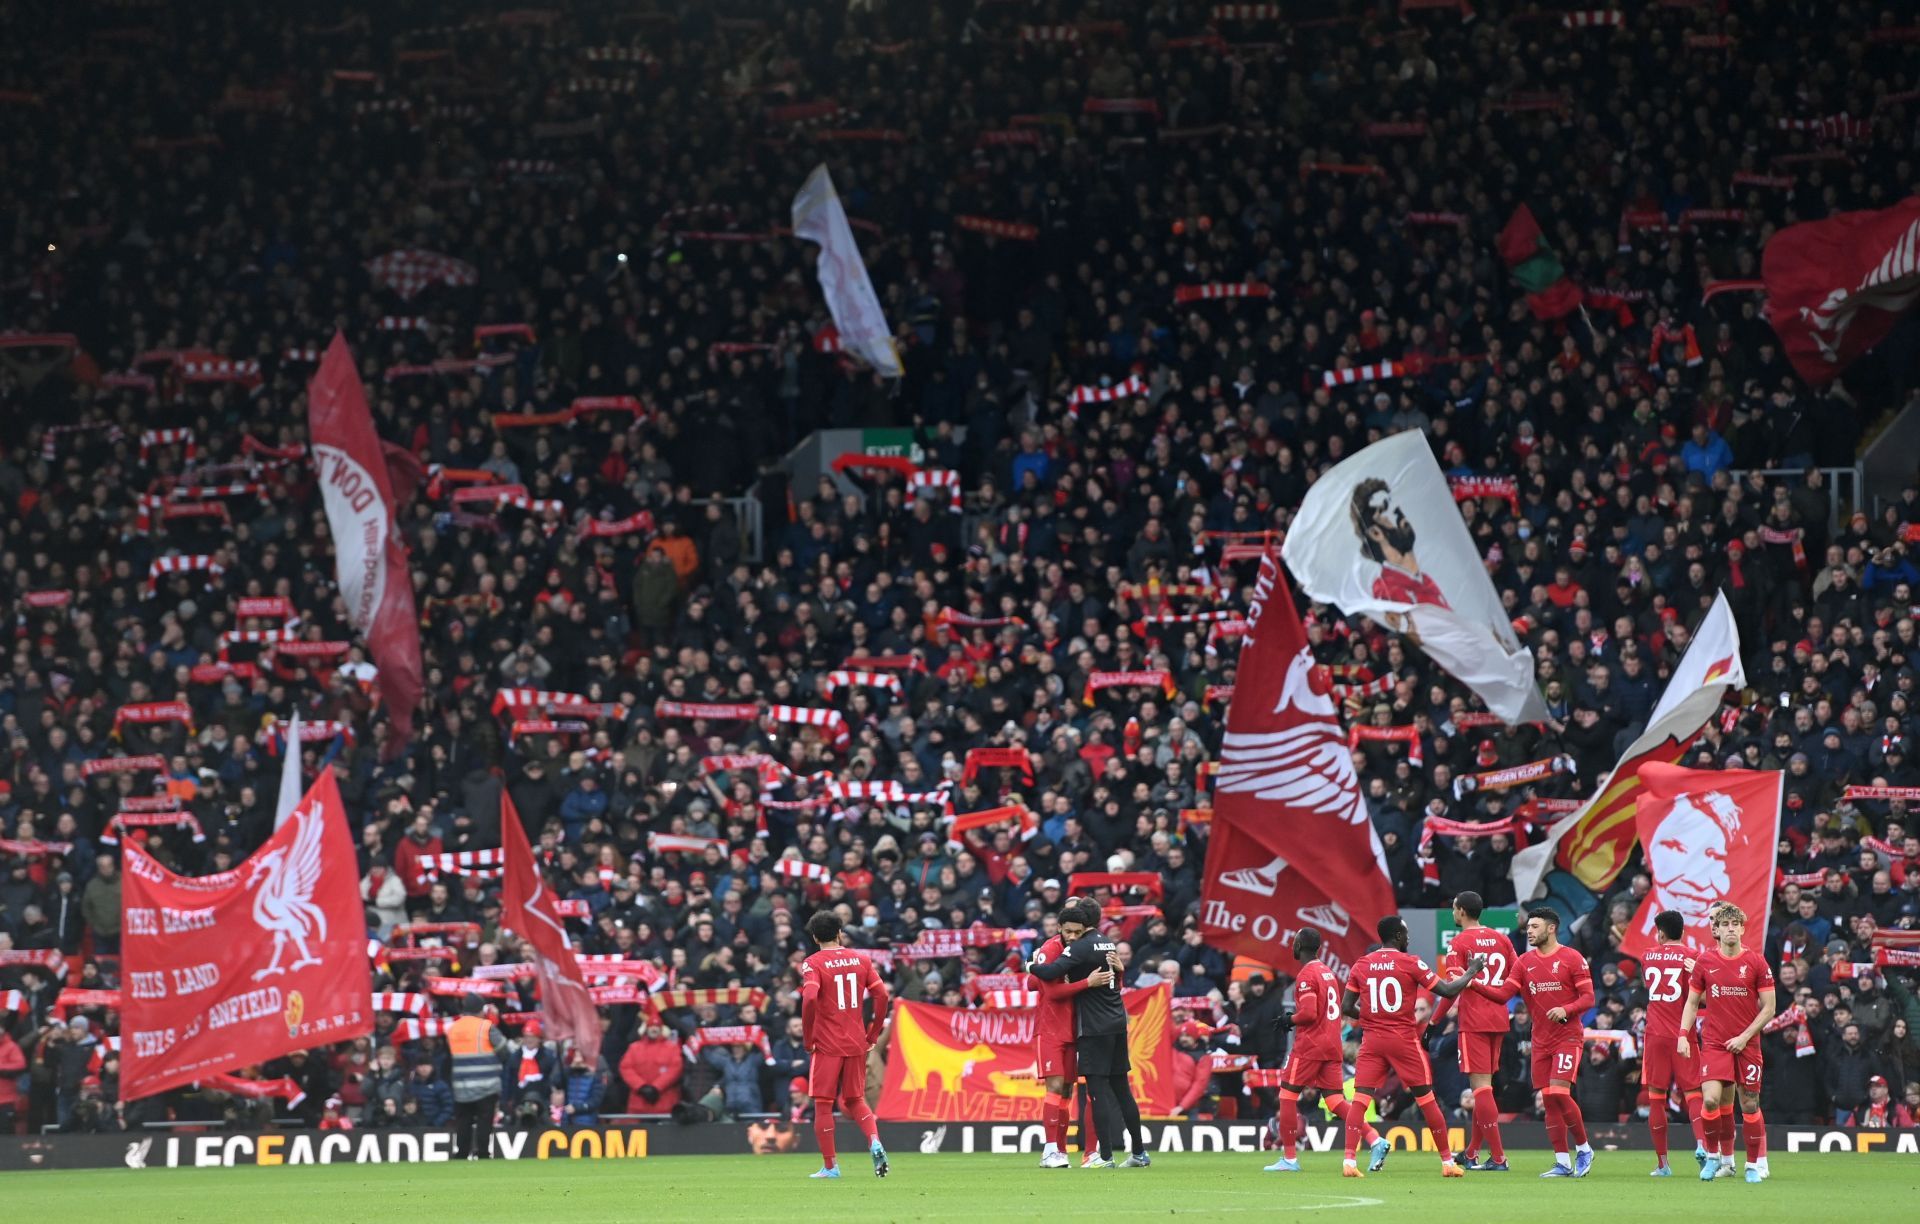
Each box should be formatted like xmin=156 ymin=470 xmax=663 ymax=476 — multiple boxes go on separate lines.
xmin=4 ymin=1151 xmax=1916 ymax=1222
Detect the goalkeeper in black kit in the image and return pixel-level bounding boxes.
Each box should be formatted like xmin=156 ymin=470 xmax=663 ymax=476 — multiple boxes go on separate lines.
xmin=1027 ymin=897 xmax=1150 ymax=1168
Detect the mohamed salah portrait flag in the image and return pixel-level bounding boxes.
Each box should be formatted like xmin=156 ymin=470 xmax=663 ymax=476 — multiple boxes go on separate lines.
xmin=1512 ymin=591 xmax=1745 ymax=899
xmin=308 ymin=333 xmax=424 ymax=757
xmin=119 ymin=769 xmax=370 ymax=1101
xmin=1196 ymin=553 xmax=1397 ymax=979
xmin=1618 ymin=763 xmax=1781 ymax=960
xmin=1281 ymin=430 xmax=1549 ymax=725
xmin=878 ymin=985 xmax=1173 ymax=1121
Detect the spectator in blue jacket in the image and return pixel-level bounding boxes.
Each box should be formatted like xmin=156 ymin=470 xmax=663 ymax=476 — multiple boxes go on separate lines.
xmin=559 ymin=775 xmax=609 ymax=841
xmin=702 ymin=1039 xmax=766 ymax=1117
xmin=767 ymin=1017 xmax=811 ymax=1115
xmin=560 ymin=1048 xmax=610 ymax=1126
xmin=406 ymin=1060 xmax=454 ymax=1127
xmin=1681 ymin=424 xmax=1735 ymax=480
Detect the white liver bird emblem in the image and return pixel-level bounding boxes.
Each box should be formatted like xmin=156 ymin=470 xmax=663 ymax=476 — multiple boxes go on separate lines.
xmin=248 ymin=803 xmax=329 ymax=980
xmin=1215 ymin=649 xmax=1366 ymax=824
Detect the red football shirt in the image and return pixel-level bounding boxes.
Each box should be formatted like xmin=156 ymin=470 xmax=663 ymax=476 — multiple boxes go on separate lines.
xmin=1288 ymin=959 xmax=1346 ymax=1061
xmin=1444 ymin=926 xmax=1518 ymax=1033
xmin=1371 ymin=565 xmax=1452 ymax=609
xmin=801 ymin=946 xmax=884 ymax=1057
xmin=1347 ymin=948 xmax=1440 ymax=1034
xmin=1638 ymin=944 xmax=1696 ymax=1041
xmin=1498 ymin=945 xmax=1593 ymax=1053
xmin=1028 ymin=934 xmax=1078 ymax=1047
xmin=1687 ymin=947 xmax=1774 ymax=1048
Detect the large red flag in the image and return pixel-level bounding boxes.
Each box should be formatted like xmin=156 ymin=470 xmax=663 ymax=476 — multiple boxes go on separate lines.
xmin=119 ymin=768 xmax=370 ymax=1100
xmin=308 ymin=333 xmax=424 ymax=757
xmin=1763 ymin=196 xmax=1920 ymax=385
xmin=499 ymin=793 xmax=602 ymax=1052
xmin=1619 ymin=762 xmax=1781 ymax=961
xmin=1198 ymin=554 xmax=1398 ymax=979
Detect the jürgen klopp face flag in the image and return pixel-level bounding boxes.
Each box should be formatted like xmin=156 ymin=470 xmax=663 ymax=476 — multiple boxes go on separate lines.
xmin=308 ymin=333 xmax=425 ymax=758
xmin=1619 ymin=762 xmax=1781 ymax=961
xmin=500 ymin=792 xmax=602 ymax=1052
xmin=119 ymin=768 xmax=371 ymax=1101
xmin=1763 ymin=196 xmax=1920 ymax=385
xmin=1198 ymin=553 xmax=1397 ymax=979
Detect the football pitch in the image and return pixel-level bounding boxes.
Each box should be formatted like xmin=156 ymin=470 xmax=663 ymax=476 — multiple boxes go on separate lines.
xmin=4 ymin=1151 xmax=1916 ymax=1223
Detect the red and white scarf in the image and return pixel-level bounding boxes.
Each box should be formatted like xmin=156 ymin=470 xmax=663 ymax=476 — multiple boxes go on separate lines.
xmin=102 ymin=810 xmax=206 ymax=844
xmin=1349 ymin=724 xmax=1424 ymax=767
xmin=682 ymin=1025 xmax=772 ymax=1063
xmin=820 ymin=670 xmax=904 ymax=701
xmin=1067 ymin=374 xmax=1147 ymax=416
xmin=1082 ymin=670 xmax=1178 ymax=705
xmin=765 ymin=705 xmax=851 ymax=751
xmin=1173 ymin=282 xmax=1271 ymax=304
xmin=146 ymin=553 xmax=224 ymax=595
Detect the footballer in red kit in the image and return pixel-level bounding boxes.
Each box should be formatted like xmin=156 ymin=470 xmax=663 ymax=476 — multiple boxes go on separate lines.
xmin=1262 ymin=927 xmax=1380 ymax=1172
xmin=1428 ymin=891 xmax=1516 ymax=1169
xmin=799 ymin=911 xmax=890 ymax=1180
xmin=1027 ymin=913 xmax=1112 ymax=1168
xmin=1474 ymin=907 xmax=1594 ymax=1177
xmin=1338 ymin=914 xmax=1484 ymax=1179
xmin=1678 ymin=904 xmax=1776 ymax=1182
xmin=1638 ymin=909 xmax=1707 ymax=1175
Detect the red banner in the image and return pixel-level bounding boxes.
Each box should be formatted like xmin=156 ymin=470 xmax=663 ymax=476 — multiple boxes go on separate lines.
xmin=308 ymin=333 xmax=424 ymax=756
xmin=877 ymin=985 xmax=1174 ymax=1121
xmin=1619 ymin=763 xmax=1782 ymax=961
xmin=1198 ymin=555 xmax=1396 ymax=979
xmin=500 ymin=793 xmax=602 ymax=1051
xmin=1762 ymin=196 xmax=1920 ymax=385
xmin=119 ymin=768 xmax=371 ymax=1101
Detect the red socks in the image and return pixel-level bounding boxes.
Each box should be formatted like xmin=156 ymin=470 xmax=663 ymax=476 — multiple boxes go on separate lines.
xmin=1278 ymin=1089 xmax=1301 ymax=1159
xmin=845 ymin=1095 xmax=878 ymax=1145
xmin=1544 ymin=1092 xmax=1569 ymax=1155
xmin=1742 ymin=1110 xmax=1765 ymax=1164
xmin=1563 ymin=1094 xmax=1588 ymax=1147
xmin=1648 ymin=1092 xmax=1670 ymax=1163
xmin=1686 ymin=1092 xmax=1706 ymax=1147
xmin=1043 ymin=1092 xmax=1068 ymax=1150
xmin=1718 ymin=1106 xmax=1736 ymax=1158
xmin=1414 ymin=1092 xmax=1453 ymax=1161
xmin=1473 ymin=1086 xmax=1503 ymax=1162
xmin=813 ymin=1107 xmax=836 ymax=1169
xmin=1343 ymin=1093 xmax=1374 ymax=1161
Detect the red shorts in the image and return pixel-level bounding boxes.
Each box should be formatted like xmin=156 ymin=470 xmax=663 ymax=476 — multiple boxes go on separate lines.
xmin=1457 ymin=1031 xmax=1504 ymax=1077
xmin=1037 ymin=1039 xmax=1078 ymax=1081
xmin=1640 ymin=1034 xmax=1701 ymax=1094
xmin=1531 ymin=1044 xmax=1582 ymax=1087
xmin=808 ymin=1052 xmax=865 ymax=1100
xmin=1699 ymin=1042 xmax=1764 ymax=1092
xmin=1283 ymin=1055 xmax=1347 ymax=1094
xmin=1354 ymin=1032 xmax=1431 ymax=1089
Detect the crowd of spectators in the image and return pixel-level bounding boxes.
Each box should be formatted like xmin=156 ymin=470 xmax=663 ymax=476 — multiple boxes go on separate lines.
xmin=4 ymin=0 xmax=1920 ymax=1138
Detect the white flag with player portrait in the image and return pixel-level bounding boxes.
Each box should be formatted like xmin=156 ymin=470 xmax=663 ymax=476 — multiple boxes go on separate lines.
xmin=1281 ymin=430 xmax=1550 ymax=725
